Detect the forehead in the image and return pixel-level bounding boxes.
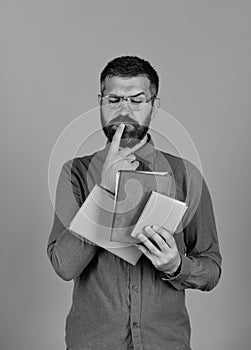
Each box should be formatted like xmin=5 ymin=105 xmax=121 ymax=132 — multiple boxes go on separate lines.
xmin=103 ymin=76 xmax=151 ymax=95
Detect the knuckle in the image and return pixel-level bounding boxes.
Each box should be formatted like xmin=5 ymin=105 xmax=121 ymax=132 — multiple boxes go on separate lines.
xmin=155 ymin=261 xmax=162 ymax=269
xmin=120 ymin=147 xmax=130 ymax=156
xmin=129 ymin=154 xmax=136 ymax=160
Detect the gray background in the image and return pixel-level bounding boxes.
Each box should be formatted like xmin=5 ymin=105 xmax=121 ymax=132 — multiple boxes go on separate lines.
xmin=1 ymin=1 xmax=251 ymax=349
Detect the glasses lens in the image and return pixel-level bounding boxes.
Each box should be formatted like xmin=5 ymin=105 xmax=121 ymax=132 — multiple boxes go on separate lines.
xmin=102 ymin=95 xmax=152 ymax=111
xmin=129 ymin=96 xmax=147 ymax=111
xmin=102 ymin=96 xmax=119 ymax=109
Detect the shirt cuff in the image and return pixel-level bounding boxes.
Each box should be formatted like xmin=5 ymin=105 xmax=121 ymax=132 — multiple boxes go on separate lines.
xmin=159 ymin=260 xmax=182 ymax=281
xmin=160 ymin=254 xmax=193 ymax=286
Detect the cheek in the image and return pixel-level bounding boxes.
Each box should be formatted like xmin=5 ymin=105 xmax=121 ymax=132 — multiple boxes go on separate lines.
xmin=100 ymin=107 xmax=116 ymax=125
xmin=136 ymin=110 xmax=152 ymax=126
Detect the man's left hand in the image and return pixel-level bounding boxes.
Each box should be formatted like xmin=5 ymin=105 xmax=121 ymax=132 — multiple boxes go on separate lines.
xmin=135 ymin=225 xmax=181 ymax=274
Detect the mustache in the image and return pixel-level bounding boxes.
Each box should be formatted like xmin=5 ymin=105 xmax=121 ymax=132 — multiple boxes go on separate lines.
xmin=108 ymin=115 xmax=140 ymax=127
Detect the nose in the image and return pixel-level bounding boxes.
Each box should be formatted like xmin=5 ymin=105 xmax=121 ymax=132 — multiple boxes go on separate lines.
xmin=119 ymin=99 xmax=131 ymax=115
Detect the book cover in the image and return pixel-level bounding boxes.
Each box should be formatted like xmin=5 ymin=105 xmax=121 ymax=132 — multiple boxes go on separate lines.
xmin=110 ymin=170 xmax=173 ymax=244
xmin=69 ymin=185 xmax=142 ymax=265
xmin=130 ymin=191 xmax=188 ymax=242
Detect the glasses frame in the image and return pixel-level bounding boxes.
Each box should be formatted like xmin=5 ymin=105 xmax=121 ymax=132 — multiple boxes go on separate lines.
xmin=99 ymin=93 xmax=157 ymax=111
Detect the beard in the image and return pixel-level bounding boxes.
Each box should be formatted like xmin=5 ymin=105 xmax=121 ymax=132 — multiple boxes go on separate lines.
xmin=101 ymin=113 xmax=150 ymax=148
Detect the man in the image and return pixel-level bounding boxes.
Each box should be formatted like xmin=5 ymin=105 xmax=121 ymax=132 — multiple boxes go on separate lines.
xmin=48 ymin=56 xmax=222 ymax=350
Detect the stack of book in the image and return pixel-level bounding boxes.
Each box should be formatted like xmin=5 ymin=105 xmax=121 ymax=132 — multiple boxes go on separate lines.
xmin=69 ymin=170 xmax=187 ymax=265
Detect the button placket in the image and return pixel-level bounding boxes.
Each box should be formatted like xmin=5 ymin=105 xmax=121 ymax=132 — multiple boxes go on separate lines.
xmin=133 ymin=321 xmax=140 ymax=328
xmin=129 ymin=265 xmax=143 ymax=350
xmin=132 ymin=284 xmax=139 ymax=292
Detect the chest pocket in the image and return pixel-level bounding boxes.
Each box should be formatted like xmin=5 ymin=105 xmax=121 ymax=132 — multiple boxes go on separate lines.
xmin=173 ymin=231 xmax=186 ymax=255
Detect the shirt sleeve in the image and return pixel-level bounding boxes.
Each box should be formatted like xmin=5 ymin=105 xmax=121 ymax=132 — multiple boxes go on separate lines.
xmin=167 ymin=165 xmax=222 ymax=291
xmin=47 ymin=160 xmax=98 ymax=281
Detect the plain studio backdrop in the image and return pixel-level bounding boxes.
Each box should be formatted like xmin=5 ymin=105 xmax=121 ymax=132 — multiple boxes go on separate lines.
xmin=1 ymin=1 xmax=250 ymax=349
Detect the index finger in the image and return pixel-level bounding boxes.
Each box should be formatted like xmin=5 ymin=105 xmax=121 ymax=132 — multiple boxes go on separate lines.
xmin=108 ymin=123 xmax=125 ymax=156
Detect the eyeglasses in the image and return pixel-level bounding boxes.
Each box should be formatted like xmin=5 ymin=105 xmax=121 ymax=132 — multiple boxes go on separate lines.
xmin=99 ymin=93 xmax=157 ymax=111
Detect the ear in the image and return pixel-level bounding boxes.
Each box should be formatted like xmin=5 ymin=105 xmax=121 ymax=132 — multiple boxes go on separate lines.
xmin=151 ymin=97 xmax=160 ymax=119
xmin=98 ymin=94 xmax=102 ymax=106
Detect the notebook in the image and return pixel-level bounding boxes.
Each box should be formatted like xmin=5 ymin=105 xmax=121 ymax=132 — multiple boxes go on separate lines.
xmin=69 ymin=185 xmax=142 ymax=265
xmin=110 ymin=170 xmax=173 ymax=244
xmin=130 ymin=191 xmax=187 ymax=242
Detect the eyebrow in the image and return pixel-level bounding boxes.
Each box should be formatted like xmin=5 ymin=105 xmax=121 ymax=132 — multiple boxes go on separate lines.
xmin=109 ymin=92 xmax=146 ymax=97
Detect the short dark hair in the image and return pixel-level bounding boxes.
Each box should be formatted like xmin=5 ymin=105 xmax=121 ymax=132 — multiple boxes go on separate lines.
xmin=100 ymin=56 xmax=159 ymax=95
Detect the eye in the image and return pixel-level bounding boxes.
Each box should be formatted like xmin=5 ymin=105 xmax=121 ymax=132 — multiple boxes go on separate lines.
xmin=130 ymin=97 xmax=145 ymax=104
xmin=108 ymin=96 xmax=120 ymax=104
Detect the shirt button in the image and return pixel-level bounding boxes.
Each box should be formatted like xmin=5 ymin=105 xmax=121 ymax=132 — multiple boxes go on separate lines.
xmin=132 ymin=285 xmax=139 ymax=292
xmin=132 ymin=322 xmax=140 ymax=328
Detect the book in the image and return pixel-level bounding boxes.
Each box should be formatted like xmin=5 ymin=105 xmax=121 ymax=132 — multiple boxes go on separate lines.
xmin=130 ymin=191 xmax=188 ymax=241
xmin=69 ymin=185 xmax=142 ymax=265
xmin=110 ymin=170 xmax=173 ymax=244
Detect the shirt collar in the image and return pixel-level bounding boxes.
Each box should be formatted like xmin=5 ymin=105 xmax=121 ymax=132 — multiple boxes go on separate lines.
xmin=133 ymin=133 xmax=156 ymax=165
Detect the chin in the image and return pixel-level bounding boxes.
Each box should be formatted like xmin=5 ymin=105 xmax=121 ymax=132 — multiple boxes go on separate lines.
xmin=102 ymin=124 xmax=148 ymax=147
xmin=119 ymin=138 xmax=142 ymax=148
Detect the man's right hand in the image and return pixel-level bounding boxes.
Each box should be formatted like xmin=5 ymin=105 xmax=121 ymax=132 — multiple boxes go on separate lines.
xmin=100 ymin=123 xmax=144 ymax=194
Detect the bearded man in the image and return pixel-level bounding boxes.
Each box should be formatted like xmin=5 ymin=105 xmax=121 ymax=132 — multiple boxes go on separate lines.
xmin=48 ymin=56 xmax=222 ymax=350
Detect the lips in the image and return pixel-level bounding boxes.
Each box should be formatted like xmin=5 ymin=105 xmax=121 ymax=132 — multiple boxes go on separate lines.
xmin=111 ymin=121 xmax=136 ymax=129
xmin=109 ymin=116 xmax=139 ymax=127
xmin=123 ymin=123 xmax=134 ymax=130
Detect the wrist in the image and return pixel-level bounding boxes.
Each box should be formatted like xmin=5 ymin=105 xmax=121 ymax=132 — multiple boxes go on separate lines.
xmin=167 ymin=254 xmax=181 ymax=274
xmin=160 ymin=257 xmax=182 ymax=281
